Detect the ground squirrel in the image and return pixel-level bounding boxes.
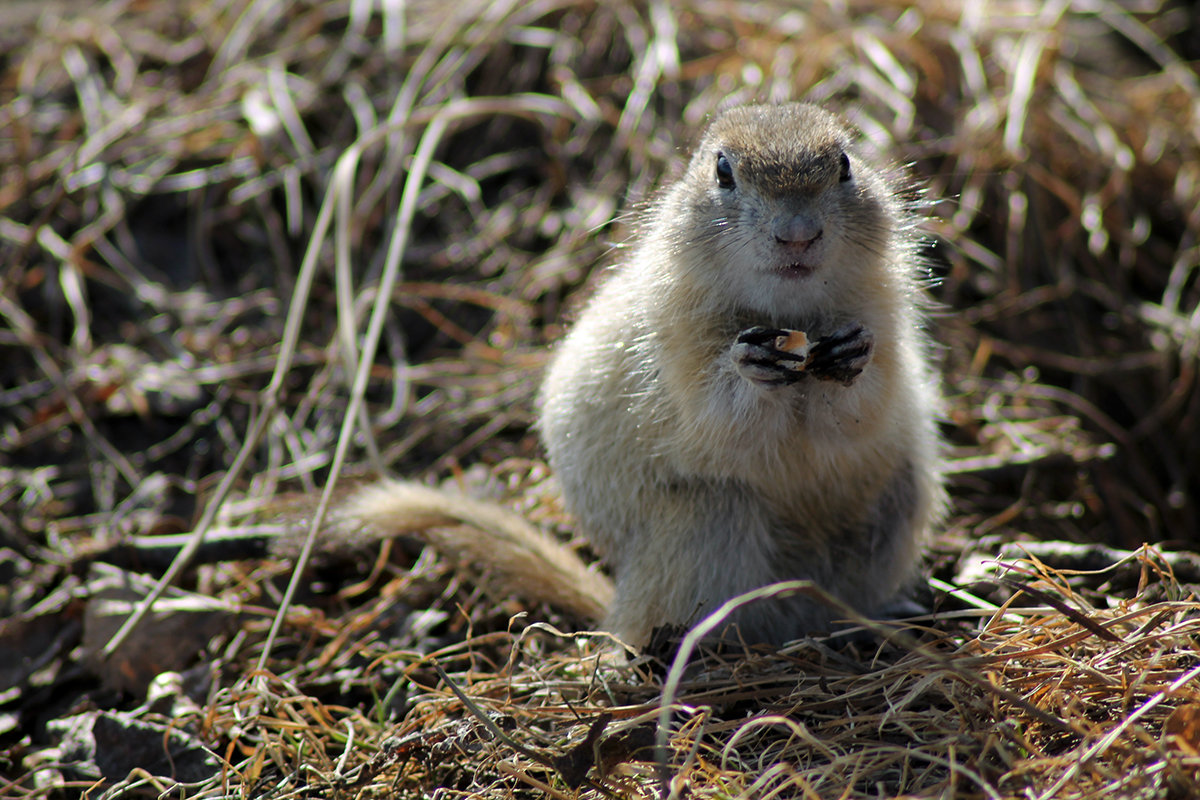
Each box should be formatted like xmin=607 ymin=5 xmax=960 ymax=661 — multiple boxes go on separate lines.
xmin=538 ymin=102 xmax=945 ymax=645
xmin=103 ymin=103 xmax=943 ymax=649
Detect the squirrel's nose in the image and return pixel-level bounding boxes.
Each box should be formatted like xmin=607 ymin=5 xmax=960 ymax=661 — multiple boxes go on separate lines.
xmin=772 ymin=211 xmax=823 ymax=246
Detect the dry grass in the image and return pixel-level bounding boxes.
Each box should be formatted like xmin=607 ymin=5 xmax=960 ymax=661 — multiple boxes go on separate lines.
xmin=2 ymin=0 xmax=1200 ymax=797
xmin=79 ymin=547 xmax=1199 ymax=799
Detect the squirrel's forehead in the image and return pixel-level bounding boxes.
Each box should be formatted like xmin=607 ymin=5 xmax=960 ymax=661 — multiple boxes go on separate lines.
xmin=701 ymin=103 xmax=851 ymax=153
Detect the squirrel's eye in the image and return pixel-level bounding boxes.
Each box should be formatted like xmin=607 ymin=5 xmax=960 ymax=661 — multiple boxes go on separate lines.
xmin=838 ymin=152 xmax=852 ymax=183
xmin=715 ymin=153 xmax=735 ymax=189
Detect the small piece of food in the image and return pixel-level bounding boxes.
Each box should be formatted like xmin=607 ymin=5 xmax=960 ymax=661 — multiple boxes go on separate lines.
xmin=773 ymin=329 xmax=812 ymax=369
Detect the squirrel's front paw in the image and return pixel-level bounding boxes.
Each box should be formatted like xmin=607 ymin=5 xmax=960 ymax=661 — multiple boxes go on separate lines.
xmin=732 ymin=326 xmax=810 ymax=387
xmin=807 ymin=323 xmax=874 ymax=386
xmin=733 ymin=324 xmax=873 ymax=388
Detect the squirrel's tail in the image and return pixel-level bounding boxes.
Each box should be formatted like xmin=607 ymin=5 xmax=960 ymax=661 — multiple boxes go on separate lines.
xmin=323 ymin=479 xmax=614 ymax=622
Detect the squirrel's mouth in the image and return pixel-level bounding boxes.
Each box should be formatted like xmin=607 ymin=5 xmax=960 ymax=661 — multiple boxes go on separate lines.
xmin=776 ymin=262 xmax=816 ymax=279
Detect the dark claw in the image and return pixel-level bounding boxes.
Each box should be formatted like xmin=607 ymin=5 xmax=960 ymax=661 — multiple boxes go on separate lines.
xmin=736 ymin=326 xmax=789 ymax=347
